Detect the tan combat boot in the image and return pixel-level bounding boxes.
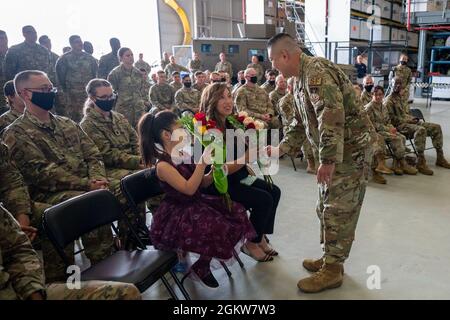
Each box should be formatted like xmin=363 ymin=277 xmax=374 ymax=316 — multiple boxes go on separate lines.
xmin=372 ymin=169 xmax=387 ymax=184
xmin=303 ymin=257 xmax=344 ymax=274
xmin=306 ymin=158 xmax=316 ymax=174
xmin=391 ymin=159 xmax=404 ymax=175
xmin=417 ymin=154 xmax=434 ymax=175
xmin=436 ymin=149 xmax=450 ymax=169
xmin=297 ymin=263 xmax=344 ymax=293
xmin=375 ymin=154 xmax=394 ymax=175
xmin=399 ymin=159 xmax=418 ymax=175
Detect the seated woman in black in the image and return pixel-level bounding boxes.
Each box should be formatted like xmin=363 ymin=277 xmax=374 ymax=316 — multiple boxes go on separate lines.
xmin=200 ymin=83 xmax=281 ymax=262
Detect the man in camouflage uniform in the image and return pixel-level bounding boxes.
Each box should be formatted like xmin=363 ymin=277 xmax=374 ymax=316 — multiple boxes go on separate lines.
xmin=188 ymin=52 xmax=203 ymax=74
xmin=260 ymin=70 xmax=277 ymax=94
xmin=247 ymin=55 xmax=265 ymax=84
xmin=269 ymin=74 xmax=287 ymax=113
xmin=365 ymin=85 xmax=417 ymax=176
xmin=232 ymin=70 xmax=246 ymax=97
xmin=134 ymin=53 xmax=152 ymax=74
xmin=139 ymin=69 xmax=152 ymax=112
xmin=83 ymin=41 xmax=99 ymax=65
xmin=0 ymin=81 xmax=26 ymax=132
xmin=193 ymin=71 xmax=208 ymax=94
xmin=391 ymin=54 xmax=412 ymax=110
xmin=235 ymin=68 xmax=280 ymax=129
xmin=3 ymin=71 xmax=114 ymax=283
xmin=56 ymin=35 xmax=98 ymax=122
xmin=4 ymin=26 xmax=51 ymax=81
xmin=165 ymin=56 xmax=189 ymax=81
xmin=160 ymin=52 xmax=170 ymax=70
xmin=278 ymin=77 xmax=316 ymax=174
xmin=0 ymin=30 xmax=9 ymax=103
xmin=267 ymin=33 xmax=371 ymax=293
xmin=0 ymin=204 xmax=142 ymax=300
xmin=170 ymin=71 xmax=183 ymax=92
xmin=149 ymin=70 xmax=176 ymax=114
xmin=98 ymin=38 xmax=121 ymax=79
xmin=361 ymin=75 xmax=374 ymax=106
xmin=175 ymin=73 xmax=201 ymax=114
xmin=385 ymin=77 xmax=450 ymax=175
xmin=215 ymin=52 xmax=233 ymax=78
xmin=38 ymin=35 xmax=60 ymax=85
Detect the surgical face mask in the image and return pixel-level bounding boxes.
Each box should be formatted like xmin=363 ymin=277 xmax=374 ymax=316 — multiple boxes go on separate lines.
xmin=240 ymin=79 xmax=246 ymax=85
xmin=31 ymin=90 xmax=56 ymax=111
xmin=250 ymin=76 xmax=258 ymax=84
xmin=269 ymin=80 xmax=276 ymax=86
xmin=184 ymin=82 xmax=192 ymax=88
xmin=364 ymin=85 xmax=374 ymax=92
xmin=400 ymin=61 xmax=407 ymax=66
xmin=95 ymin=98 xmax=116 ymax=112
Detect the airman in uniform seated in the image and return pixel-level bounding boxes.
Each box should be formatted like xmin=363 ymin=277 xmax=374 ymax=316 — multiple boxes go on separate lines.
xmin=0 ymin=81 xmax=26 ymax=132
xmin=175 ymin=73 xmax=201 ymax=114
xmin=149 ymin=70 xmax=176 ymax=115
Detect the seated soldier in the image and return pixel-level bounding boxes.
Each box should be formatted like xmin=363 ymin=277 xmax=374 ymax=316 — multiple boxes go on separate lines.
xmin=260 ymin=70 xmax=277 ymax=94
xmin=149 ymin=70 xmax=176 ymax=115
xmin=235 ymin=68 xmax=280 ymax=129
xmin=175 ymin=73 xmax=201 ymax=114
xmin=365 ymin=86 xmax=417 ymax=176
xmin=0 ymin=80 xmax=26 ymax=132
xmin=269 ymin=74 xmax=287 ymax=112
xmin=361 ymin=75 xmax=374 ymax=106
xmin=0 ymin=204 xmax=141 ymax=300
xmin=193 ymin=71 xmax=207 ymax=94
xmin=3 ymin=70 xmax=115 ymax=282
xmin=385 ymin=77 xmax=450 ymax=175
xmin=232 ymin=70 xmax=245 ymax=97
xmin=170 ymin=71 xmax=183 ymax=92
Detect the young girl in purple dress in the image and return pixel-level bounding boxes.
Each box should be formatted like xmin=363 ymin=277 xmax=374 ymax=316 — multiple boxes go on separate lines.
xmin=137 ymin=111 xmax=255 ymax=288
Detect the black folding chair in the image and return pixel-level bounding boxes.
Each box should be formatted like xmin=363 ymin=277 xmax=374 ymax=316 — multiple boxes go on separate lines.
xmin=42 ymin=189 xmax=191 ymax=300
xmin=120 ymin=169 xmax=245 ymax=278
xmin=402 ymin=108 xmax=434 ymax=156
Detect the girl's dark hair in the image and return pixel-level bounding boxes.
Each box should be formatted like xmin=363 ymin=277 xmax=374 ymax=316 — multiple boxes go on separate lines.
xmin=373 ymin=85 xmax=384 ymax=94
xmin=199 ymin=83 xmax=230 ymax=130
xmin=118 ymin=47 xmax=132 ymax=60
xmin=138 ymin=111 xmax=179 ymax=167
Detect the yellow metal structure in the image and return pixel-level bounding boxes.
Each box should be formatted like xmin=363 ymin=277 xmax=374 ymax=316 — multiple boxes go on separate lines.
xmin=164 ymin=0 xmax=192 ymax=45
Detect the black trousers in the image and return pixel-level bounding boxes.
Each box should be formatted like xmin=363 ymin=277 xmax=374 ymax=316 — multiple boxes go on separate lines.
xmin=205 ymin=178 xmax=281 ymax=243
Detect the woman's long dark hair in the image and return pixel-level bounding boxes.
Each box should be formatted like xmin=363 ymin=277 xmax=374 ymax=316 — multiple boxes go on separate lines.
xmin=199 ymin=83 xmax=230 ymax=130
xmin=137 ymin=111 xmax=178 ymax=167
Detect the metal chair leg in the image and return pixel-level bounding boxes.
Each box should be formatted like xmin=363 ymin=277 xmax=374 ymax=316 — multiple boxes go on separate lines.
xmin=409 ymin=138 xmax=419 ymax=156
xmin=220 ymin=261 xmax=232 ymax=278
xmin=233 ymin=250 xmax=245 ymax=269
xmin=170 ymin=270 xmax=191 ymax=300
xmin=160 ymin=274 xmax=179 ymax=300
xmin=290 ymin=156 xmax=297 ymax=171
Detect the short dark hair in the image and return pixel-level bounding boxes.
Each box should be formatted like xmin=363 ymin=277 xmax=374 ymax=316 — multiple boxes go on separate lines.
xmin=373 ymin=85 xmax=384 ymax=94
xmin=118 ymin=47 xmax=131 ymax=59
xmin=14 ymin=70 xmax=47 ymax=94
xmin=267 ymin=70 xmax=277 ymax=77
xmin=194 ymin=71 xmax=204 ymax=77
xmin=172 ymin=71 xmax=180 ymax=76
xmin=22 ymin=25 xmax=35 ymax=33
xmin=110 ymin=38 xmax=120 ymax=48
xmin=267 ymin=33 xmax=294 ymax=48
xmin=69 ymin=35 xmax=81 ymax=45
xmin=3 ymin=80 xmax=15 ymax=97
xmin=38 ymin=35 xmax=49 ymax=45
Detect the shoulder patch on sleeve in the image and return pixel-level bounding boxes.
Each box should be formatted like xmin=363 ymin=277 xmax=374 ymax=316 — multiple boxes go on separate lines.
xmin=309 ymin=77 xmax=322 ymax=87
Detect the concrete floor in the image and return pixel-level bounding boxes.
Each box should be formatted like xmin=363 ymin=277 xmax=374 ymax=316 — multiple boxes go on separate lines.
xmin=142 ymin=98 xmax=450 ymax=300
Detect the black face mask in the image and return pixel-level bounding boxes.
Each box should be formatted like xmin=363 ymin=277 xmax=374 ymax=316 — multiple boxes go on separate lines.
xmin=250 ymin=76 xmax=258 ymax=84
xmin=184 ymin=82 xmax=192 ymax=88
xmin=400 ymin=61 xmax=407 ymax=66
xmin=95 ymin=98 xmax=116 ymax=112
xmin=31 ymin=91 xmax=56 ymax=111
xmin=364 ymin=85 xmax=374 ymax=92
xmin=240 ymin=79 xmax=246 ymax=85
xmin=269 ymin=80 xmax=276 ymax=86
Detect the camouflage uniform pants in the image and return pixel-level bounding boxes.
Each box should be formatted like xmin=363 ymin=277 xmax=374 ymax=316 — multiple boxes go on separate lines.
xmin=398 ymin=122 xmax=443 ymax=153
xmin=115 ymin=102 xmax=146 ymax=128
xmin=46 ymin=281 xmax=141 ymax=300
xmin=64 ymin=88 xmax=86 ymax=123
xmin=378 ymin=131 xmax=406 ymax=160
xmin=302 ymin=140 xmax=315 ymax=161
xmin=317 ymin=147 xmax=370 ymax=264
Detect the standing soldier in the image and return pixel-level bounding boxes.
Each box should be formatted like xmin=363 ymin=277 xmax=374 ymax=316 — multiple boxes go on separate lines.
xmin=0 ymin=31 xmax=9 ymax=101
xmin=4 ymin=26 xmax=51 ymax=81
xmin=361 ymin=75 xmax=374 ymax=106
xmin=188 ymin=51 xmax=203 ymax=74
xmin=149 ymin=70 xmax=176 ymax=114
xmin=215 ymin=52 xmax=233 ymax=78
xmin=98 ymin=38 xmax=121 ymax=79
xmin=134 ymin=53 xmax=152 ymax=74
xmin=83 ymin=41 xmax=99 ymax=65
xmin=247 ymin=55 xmax=265 ymax=84
xmin=175 ymin=73 xmax=201 ymax=114
xmin=139 ymin=68 xmax=152 ymax=112
xmin=267 ymin=33 xmax=371 ymax=293
xmin=391 ymin=54 xmax=412 ymax=110
xmin=38 ymin=35 xmax=60 ymax=85
xmin=193 ymin=71 xmax=208 ymax=94
xmin=160 ymin=51 xmax=170 ymax=70
xmin=170 ymin=71 xmax=183 ymax=92
xmin=261 ymin=70 xmax=277 ymax=94
xmin=0 ymin=81 xmax=26 ymax=132
xmin=235 ymin=68 xmax=280 ymax=129
xmin=385 ymin=77 xmax=450 ymax=175
xmin=164 ymin=55 xmax=189 ymax=81
xmin=56 ymin=35 xmax=98 ymax=122
xmin=107 ymin=47 xmax=146 ymax=128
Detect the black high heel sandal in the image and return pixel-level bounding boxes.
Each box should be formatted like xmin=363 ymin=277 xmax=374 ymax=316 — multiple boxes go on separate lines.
xmin=240 ymin=245 xmax=273 ymax=262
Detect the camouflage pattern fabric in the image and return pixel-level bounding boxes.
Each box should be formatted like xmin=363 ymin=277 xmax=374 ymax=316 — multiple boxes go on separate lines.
xmin=164 ymin=63 xmax=189 ymax=80
xmin=0 ymin=107 xmax=21 ymax=133
xmin=4 ymin=42 xmax=51 ymax=80
xmin=215 ymin=61 xmax=233 ymax=77
xmin=360 ymin=90 xmax=372 ymax=106
xmin=193 ymin=82 xmax=207 ymax=95
xmin=260 ymin=81 xmax=276 ymax=95
xmin=149 ymin=83 xmax=176 ymax=113
xmin=160 ymin=58 xmax=170 ymax=71
xmin=0 ymin=51 xmax=6 ymax=96
xmin=134 ymin=60 xmax=152 ymax=74
xmin=170 ymin=81 xmax=183 ymax=93
xmin=393 ymin=64 xmax=412 ymax=107
xmin=46 ymin=281 xmax=141 ymax=300
xmin=108 ymin=65 xmax=146 ymax=128
xmin=269 ymin=89 xmax=285 ymax=115
xmin=247 ymin=63 xmax=265 ymax=84
xmin=175 ymin=87 xmax=201 ymax=113
xmin=98 ymin=52 xmax=119 ymax=79
xmin=188 ymin=59 xmax=202 ymax=73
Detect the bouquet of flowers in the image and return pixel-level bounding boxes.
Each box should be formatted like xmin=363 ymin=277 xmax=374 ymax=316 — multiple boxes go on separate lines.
xmin=226 ymin=111 xmax=274 ymax=188
xmin=179 ymin=112 xmax=231 ymax=209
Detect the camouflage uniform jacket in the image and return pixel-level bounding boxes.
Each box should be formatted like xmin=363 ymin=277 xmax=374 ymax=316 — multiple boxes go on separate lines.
xmin=4 ymin=42 xmax=51 ymax=80
xmin=364 ymin=100 xmax=395 ymax=133
xmin=170 ymin=81 xmax=183 ymax=92
xmin=164 ymin=63 xmax=189 ymax=80
xmin=215 ymin=61 xmax=233 ymax=77
xmin=107 ymin=65 xmax=146 ymax=111
xmin=134 ymin=60 xmax=152 ymax=74
xmin=0 ymin=143 xmax=31 ymax=218
xmin=269 ymin=89 xmax=286 ymax=115
xmin=160 ymin=58 xmax=170 ymax=70
xmin=384 ymin=93 xmax=413 ymax=127
xmin=193 ymin=83 xmax=207 ymax=94
xmin=175 ymin=87 xmax=201 ymax=112
xmin=0 ymin=107 xmax=22 ymax=133
xmin=360 ymin=90 xmax=372 ymax=106
xmin=278 ymin=93 xmax=297 ymax=127
xmin=149 ymin=83 xmax=176 ymax=111
xmin=3 ymin=111 xmax=106 ymax=202
xmin=281 ymin=53 xmax=370 ymax=164
xmin=80 ymin=108 xmax=141 ymax=170
xmin=0 ymin=206 xmax=45 ymax=300
xmin=188 ymin=59 xmax=202 ymax=73
xmin=0 ymin=51 xmax=7 ymax=95
xmin=98 ymin=52 xmax=120 ymax=79
xmin=56 ymin=51 xmax=98 ymax=91
xmin=235 ymin=85 xmax=276 ymax=120
xmin=247 ymin=63 xmax=265 ymax=84
xmin=393 ymin=64 xmax=412 ymax=93
xmin=260 ymin=81 xmax=276 ymax=95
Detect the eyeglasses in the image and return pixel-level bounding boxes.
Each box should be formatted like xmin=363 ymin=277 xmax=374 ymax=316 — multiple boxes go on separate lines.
xmin=25 ymin=87 xmax=57 ymax=93
xmin=95 ymin=92 xmax=117 ymax=101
